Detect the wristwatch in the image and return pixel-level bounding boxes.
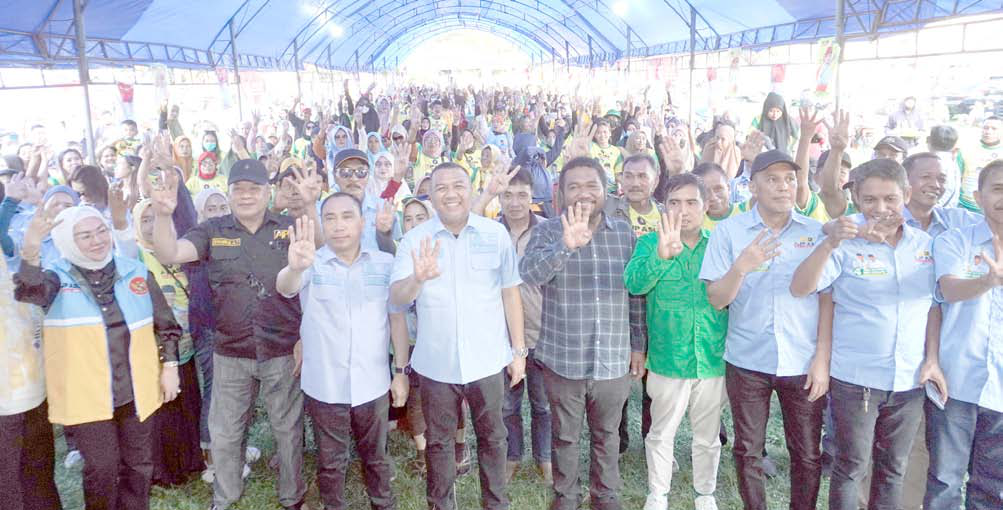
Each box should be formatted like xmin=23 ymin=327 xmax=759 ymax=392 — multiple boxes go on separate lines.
xmin=162 ymin=361 xmax=180 ymax=368
xmin=394 ymin=365 xmax=412 ymax=375
xmin=513 ymin=346 xmax=530 ymax=358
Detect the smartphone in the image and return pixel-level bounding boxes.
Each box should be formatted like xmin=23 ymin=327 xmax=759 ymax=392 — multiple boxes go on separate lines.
xmin=925 ymin=381 xmax=946 ymax=410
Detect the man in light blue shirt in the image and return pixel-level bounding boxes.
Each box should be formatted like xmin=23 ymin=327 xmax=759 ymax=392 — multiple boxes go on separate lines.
xmin=699 ymin=150 xmax=828 ymax=510
xmin=926 ymin=159 xmax=1003 ymax=510
xmin=276 ymin=192 xmax=410 ymax=510
xmin=390 ymin=162 xmax=527 ymax=510
xmin=790 ymin=159 xmax=946 ymax=510
xmin=901 ymin=152 xmax=982 ymax=238
xmin=330 ymin=149 xmax=400 ymax=254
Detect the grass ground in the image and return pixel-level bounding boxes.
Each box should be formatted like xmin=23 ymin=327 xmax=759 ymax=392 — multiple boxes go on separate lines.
xmin=54 ymin=381 xmax=830 ymax=509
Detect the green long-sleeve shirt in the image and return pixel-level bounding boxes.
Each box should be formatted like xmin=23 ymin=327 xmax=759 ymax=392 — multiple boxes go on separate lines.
xmin=623 ymin=230 xmax=727 ymax=379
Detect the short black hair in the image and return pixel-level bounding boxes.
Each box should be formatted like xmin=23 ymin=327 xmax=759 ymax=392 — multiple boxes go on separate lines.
xmin=558 ymin=156 xmax=606 ymax=193
xmin=902 ymin=152 xmax=940 ymax=175
xmin=978 ymin=159 xmax=1003 ymax=191
xmin=120 ymin=119 xmax=137 ymax=129
xmin=851 ymin=158 xmax=909 ymax=194
xmin=928 ymin=125 xmax=958 ymax=152
xmin=692 ymin=162 xmax=727 ymax=180
xmin=429 ymin=162 xmax=470 ymax=183
xmin=320 ymin=191 xmax=363 ymax=216
xmin=663 ymin=173 xmax=708 ymax=201
xmin=622 ymin=154 xmax=657 ymax=175
xmin=507 ymin=167 xmax=533 ymax=188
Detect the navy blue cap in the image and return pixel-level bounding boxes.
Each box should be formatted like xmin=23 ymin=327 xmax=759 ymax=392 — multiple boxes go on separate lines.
xmin=750 ymin=149 xmax=800 ymax=176
xmin=333 ymin=148 xmax=369 ymax=168
xmin=228 ymin=159 xmax=269 ymax=185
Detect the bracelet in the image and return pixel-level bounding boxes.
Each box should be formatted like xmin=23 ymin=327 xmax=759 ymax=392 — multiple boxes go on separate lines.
xmin=162 ymin=361 xmax=179 ymax=368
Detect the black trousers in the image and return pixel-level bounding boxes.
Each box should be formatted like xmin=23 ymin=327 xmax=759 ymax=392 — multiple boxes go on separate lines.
xmin=0 ymin=401 xmax=61 ymax=510
xmin=306 ymin=393 xmax=396 ymax=510
xmin=420 ymin=371 xmax=508 ymax=510
xmin=726 ymin=363 xmax=825 ymax=510
xmin=65 ymin=402 xmax=154 ymax=510
xmin=619 ymin=373 xmax=651 ymax=448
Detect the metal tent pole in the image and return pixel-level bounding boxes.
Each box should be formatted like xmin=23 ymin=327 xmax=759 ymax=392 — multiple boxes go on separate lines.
xmin=73 ymin=0 xmax=96 ymax=164
xmin=688 ymin=5 xmax=695 ymax=130
xmin=294 ymin=39 xmax=302 ymax=98
xmin=229 ymin=19 xmax=244 ymax=121
xmin=834 ymin=0 xmax=845 ymax=112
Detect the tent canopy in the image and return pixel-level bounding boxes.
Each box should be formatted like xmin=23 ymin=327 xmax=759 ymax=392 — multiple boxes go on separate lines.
xmin=1 ymin=0 xmax=1001 ymax=71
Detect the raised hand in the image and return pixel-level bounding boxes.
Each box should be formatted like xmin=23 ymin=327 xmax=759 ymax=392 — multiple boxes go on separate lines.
xmin=656 ymin=134 xmax=685 ymax=175
xmin=799 ymin=105 xmax=823 ymax=135
xmin=561 ymin=201 xmax=594 ymax=250
xmin=390 ymin=141 xmax=412 ymax=181
xmin=978 ymin=235 xmax=1003 ymax=287
xmin=287 ymin=216 xmax=316 ymax=272
xmin=656 ymin=210 xmax=684 ymax=259
xmin=107 ymin=180 xmax=133 ymax=230
xmin=23 ymin=202 xmax=63 ymax=258
xmin=735 ymin=229 xmax=781 ymax=274
xmin=485 ymin=165 xmax=521 ymax=197
xmin=567 ymin=121 xmax=596 ymax=159
xmin=289 ymin=166 xmax=321 ymax=207
xmin=411 ymin=238 xmax=442 ymax=283
xmin=149 ymin=164 xmax=179 ymax=216
xmin=827 ymin=110 xmax=851 ymax=152
xmin=823 ymin=216 xmax=859 ymax=249
xmin=740 ymin=130 xmax=766 ymax=162
xmin=4 ymin=173 xmax=43 ymax=205
xmin=375 ymin=199 xmax=396 ymax=234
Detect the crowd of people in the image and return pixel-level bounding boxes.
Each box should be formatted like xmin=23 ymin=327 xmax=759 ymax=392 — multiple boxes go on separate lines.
xmin=0 ymin=78 xmax=1001 ymax=510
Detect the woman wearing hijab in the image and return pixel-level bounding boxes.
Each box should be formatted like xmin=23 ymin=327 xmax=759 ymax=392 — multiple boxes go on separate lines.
xmin=367 ymin=151 xmax=411 ymax=206
xmin=323 ymin=125 xmax=355 ymax=186
xmin=755 ymin=92 xmax=798 ymax=154
xmin=173 ymin=136 xmax=194 ymax=182
xmin=194 ymin=188 xmax=230 ymax=223
xmin=412 ymin=130 xmax=445 ymax=184
xmin=14 ymin=204 xmax=182 ymax=510
xmin=700 ymin=122 xmax=744 ymax=180
xmin=186 ymin=152 xmax=227 ymax=196
xmin=365 ymin=131 xmax=386 ymax=164
xmin=134 ymin=198 xmax=205 ymax=486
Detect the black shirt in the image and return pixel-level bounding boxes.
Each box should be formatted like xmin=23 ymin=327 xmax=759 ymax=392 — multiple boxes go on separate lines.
xmin=14 ymin=261 xmax=181 ymax=407
xmin=183 ymin=211 xmax=301 ymax=360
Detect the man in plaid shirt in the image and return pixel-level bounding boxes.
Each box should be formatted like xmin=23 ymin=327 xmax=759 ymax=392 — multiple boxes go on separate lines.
xmin=520 ymin=156 xmax=647 ymax=510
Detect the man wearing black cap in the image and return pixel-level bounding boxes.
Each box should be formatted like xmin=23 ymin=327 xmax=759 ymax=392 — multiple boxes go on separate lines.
xmin=150 ymin=159 xmax=319 ymax=510
xmin=873 ymin=135 xmax=908 ymax=163
xmin=699 ymin=149 xmax=828 ymax=510
xmin=331 ymin=148 xmax=399 ymax=254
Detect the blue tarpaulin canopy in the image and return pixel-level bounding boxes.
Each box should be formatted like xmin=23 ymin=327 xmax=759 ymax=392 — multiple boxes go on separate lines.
xmin=1 ymin=0 xmax=1001 ymax=71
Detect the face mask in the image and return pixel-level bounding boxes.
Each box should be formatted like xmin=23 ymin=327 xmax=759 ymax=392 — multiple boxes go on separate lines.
xmin=204 ymin=141 xmax=217 ymax=152
xmin=359 ymin=106 xmax=370 ymax=114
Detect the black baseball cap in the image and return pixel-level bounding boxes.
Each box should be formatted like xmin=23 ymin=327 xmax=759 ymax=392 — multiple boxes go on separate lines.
xmin=228 ymin=159 xmax=269 ymax=185
xmin=817 ymin=149 xmax=852 ymax=171
xmin=874 ymin=136 xmax=907 ymax=153
xmin=750 ymin=149 xmax=800 ymax=176
xmin=333 ymin=148 xmax=369 ymax=169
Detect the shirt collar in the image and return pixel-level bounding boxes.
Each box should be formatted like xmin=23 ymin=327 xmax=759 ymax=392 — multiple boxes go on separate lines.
xmin=317 ymin=244 xmax=373 ymax=267
xmin=746 ymin=203 xmax=804 ymax=230
xmin=973 ymin=220 xmax=994 ymax=245
xmin=902 ymin=206 xmax=945 ymax=232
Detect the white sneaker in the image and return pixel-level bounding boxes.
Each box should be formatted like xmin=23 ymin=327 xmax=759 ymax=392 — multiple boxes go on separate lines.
xmin=695 ymin=495 xmax=718 ymax=510
xmin=63 ymin=450 xmax=83 ymax=468
xmin=642 ymin=493 xmax=668 ymax=510
xmin=245 ymin=446 xmax=261 ymax=463
xmin=242 ymin=463 xmax=251 ymax=479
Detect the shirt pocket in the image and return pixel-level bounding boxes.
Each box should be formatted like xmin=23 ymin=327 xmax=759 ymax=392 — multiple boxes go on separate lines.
xmin=363 ymin=263 xmax=391 ymax=302
xmin=311 ymin=272 xmax=347 ymax=305
xmin=654 ymin=266 xmax=688 ymax=309
xmin=208 ymin=246 xmax=243 ymax=284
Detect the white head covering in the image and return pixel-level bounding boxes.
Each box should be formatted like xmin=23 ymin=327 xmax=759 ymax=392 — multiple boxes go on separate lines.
xmin=194 ymin=188 xmax=228 ymax=222
xmin=51 ymin=205 xmax=113 ymax=271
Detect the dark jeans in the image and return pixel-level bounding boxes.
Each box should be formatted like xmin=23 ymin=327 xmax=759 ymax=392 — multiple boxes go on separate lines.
xmin=925 ymin=398 xmax=1003 ymax=510
xmin=503 ymin=353 xmax=552 ymax=464
xmin=306 ymin=393 xmax=395 ymax=510
xmin=725 ymin=363 xmax=825 ymax=510
xmin=194 ymin=330 xmax=214 ymax=447
xmin=828 ymin=378 xmax=924 ymax=510
xmin=0 ymin=401 xmax=61 ymax=510
xmin=66 ymin=401 xmax=154 ymax=510
xmin=542 ymin=365 xmax=631 ymax=510
xmin=619 ymin=373 xmax=651 ymax=449
xmin=419 ymin=371 xmax=508 ymax=510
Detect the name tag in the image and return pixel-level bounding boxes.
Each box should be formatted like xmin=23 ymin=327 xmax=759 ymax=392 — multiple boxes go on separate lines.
xmin=211 ymin=237 xmax=241 ymax=247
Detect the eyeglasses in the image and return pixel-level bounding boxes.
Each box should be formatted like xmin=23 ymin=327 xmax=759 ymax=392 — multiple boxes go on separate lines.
xmin=338 ymin=167 xmax=369 ymax=179
xmin=392 ymin=135 xmax=405 ymax=141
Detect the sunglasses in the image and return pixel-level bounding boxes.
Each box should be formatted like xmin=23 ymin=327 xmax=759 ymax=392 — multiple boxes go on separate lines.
xmin=337 ymin=167 xmax=369 ymax=179
xmin=392 ymin=135 xmax=405 ymax=141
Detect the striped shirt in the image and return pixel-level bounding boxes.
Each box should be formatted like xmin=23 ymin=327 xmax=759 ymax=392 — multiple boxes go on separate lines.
xmin=519 ymin=213 xmax=647 ymax=381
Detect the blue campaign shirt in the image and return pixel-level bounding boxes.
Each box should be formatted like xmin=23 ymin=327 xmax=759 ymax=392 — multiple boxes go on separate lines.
xmin=286 ymin=246 xmax=406 ymax=406
xmin=699 ymin=205 xmax=822 ymax=376
xmin=816 ymin=221 xmax=935 ymax=391
xmin=933 ymin=222 xmax=1003 ymax=412
xmin=729 ymin=163 xmax=753 ymax=206
xmin=902 ymin=206 xmax=982 ymax=239
xmin=391 ymin=213 xmax=522 ymax=385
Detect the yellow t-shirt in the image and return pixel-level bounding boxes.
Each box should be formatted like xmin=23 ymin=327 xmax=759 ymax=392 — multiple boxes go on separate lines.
xmin=589 ymin=143 xmax=623 ymax=190
xmin=960 ymin=142 xmax=1002 ymax=212
xmin=703 ymin=203 xmax=740 ymax=231
xmin=454 ymin=149 xmax=483 ymax=190
xmin=186 ymin=173 xmax=228 ymax=196
xmin=139 ymin=250 xmax=193 ymax=362
xmin=628 ymin=204 xmax=661 ymax=238
xmin=412 ymin=149 xmax=445 ymax=185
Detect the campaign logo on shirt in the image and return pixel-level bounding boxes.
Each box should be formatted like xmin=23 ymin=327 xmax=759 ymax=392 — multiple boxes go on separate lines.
xmin=851 ymin=253 xmax=889 ymax=277
xmin=914 ymin=250 xmax=934 ymax=265
xmin=273 ymin=229 xmax=290 ymax=240
xmin=129 ymin=277 xmax=149 ymax=296
xmin=794 ymin=236 xmax=816 ymax=249
xmin=963 ymin=254 xmax=989 ymax=279
xmin=59 ymin=282 xmax=82 ymax=293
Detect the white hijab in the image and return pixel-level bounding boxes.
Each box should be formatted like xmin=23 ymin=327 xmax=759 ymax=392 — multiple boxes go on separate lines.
xmin=51 ymin=205 xmax=113 ymax=271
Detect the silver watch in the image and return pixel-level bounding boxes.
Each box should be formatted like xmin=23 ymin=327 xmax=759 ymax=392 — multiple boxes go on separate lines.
xmin=162 ymin=361 xmax=180 ymax=368
xmin=513 ymin=347 xmax=529 ymax=358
